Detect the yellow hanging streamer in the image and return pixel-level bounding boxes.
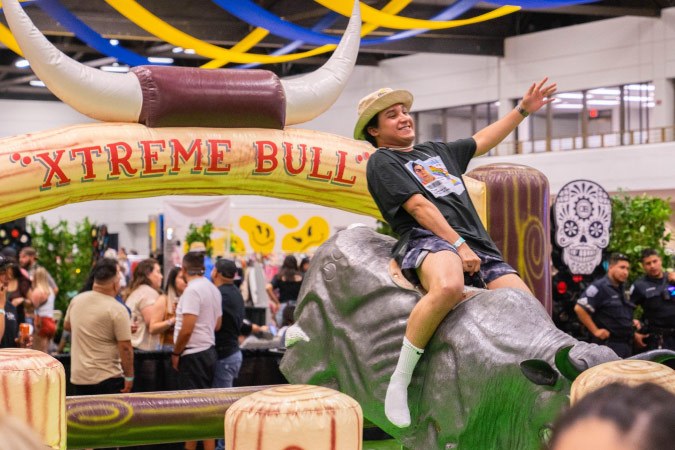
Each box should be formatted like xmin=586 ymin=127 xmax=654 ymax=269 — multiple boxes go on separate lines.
xmin=312 ymin=0 xmax=521 ymax=30
xmin=0 ymin=23 xmax=22 ymax=55
xmin=0 ymin=0 xmax=34 ymax=55
xmin=105 ymin=0 xmax=331 ymax=64
xmin=2 ymin=0 xmax=519 ymax=65
xmin=201 ymin=0 xmax=413 ymax=69
xmin=104 ymin=0 xmax=518 ymax=64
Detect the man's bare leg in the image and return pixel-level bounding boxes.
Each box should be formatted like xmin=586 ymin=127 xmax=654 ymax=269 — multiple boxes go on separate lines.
xmin=486 ymin=273 xmax=531 ymax=294
xmin=385 ymin=250 xmax=463 ymax=428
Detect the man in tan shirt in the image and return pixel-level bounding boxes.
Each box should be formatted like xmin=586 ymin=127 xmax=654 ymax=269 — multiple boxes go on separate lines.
xmin=65 ymin=258 xmax=134 ymax=394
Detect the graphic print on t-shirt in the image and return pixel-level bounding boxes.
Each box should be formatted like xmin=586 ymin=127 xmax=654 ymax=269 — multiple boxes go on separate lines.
xmin=405 ymin=157 xmax=465 ymax=198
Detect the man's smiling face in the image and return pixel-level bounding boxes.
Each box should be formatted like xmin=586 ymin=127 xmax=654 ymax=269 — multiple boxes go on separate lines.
xmin=368 ymin=103 xmax=415 ymax=148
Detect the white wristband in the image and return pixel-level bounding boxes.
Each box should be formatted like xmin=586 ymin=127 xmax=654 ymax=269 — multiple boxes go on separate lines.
xmin=453 ymin=237 xmax=466 ymax=249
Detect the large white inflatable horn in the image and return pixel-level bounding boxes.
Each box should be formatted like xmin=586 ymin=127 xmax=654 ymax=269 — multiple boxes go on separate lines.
xmin=2 ymin=0 xmax=362 ymax=126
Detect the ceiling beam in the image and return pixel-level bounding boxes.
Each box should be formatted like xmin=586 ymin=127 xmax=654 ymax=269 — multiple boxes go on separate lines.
xmin=526 ymin=4 xmax=662 ymax=17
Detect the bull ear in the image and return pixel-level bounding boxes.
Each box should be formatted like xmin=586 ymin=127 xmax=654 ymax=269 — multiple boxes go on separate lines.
xmin=555 ymin=346 xmax=582 ymax=381
xmin=520 ymin=360 xmax=559 ymax=386
xmin=629 ymin=349 xmax=675 ymax=369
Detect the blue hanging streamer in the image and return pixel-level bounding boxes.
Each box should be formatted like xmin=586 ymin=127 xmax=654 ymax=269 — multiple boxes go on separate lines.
xmin=215 ymin=0 xmax=481 ymax=46
xmin=34 ymin=0 xmax=169 ymax=66
xmin=233 ymin=0 xmax=480 ymax=69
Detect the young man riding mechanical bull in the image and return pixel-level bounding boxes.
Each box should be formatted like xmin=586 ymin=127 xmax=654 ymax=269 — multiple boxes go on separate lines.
xmin=355 ymin=80 xmax=557 ymax=427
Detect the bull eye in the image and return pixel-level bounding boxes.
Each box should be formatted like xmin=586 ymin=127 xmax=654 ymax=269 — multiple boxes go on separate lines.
xmin=322 ymin=262 xmax=337 ymax=281
xmin=589 ymin=221 xmax=604 ymax=238
xmin=563 ymin=220 xmax=578 ymax=237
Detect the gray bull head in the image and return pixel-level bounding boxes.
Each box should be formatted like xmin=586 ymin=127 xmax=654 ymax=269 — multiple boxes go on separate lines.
xmin=280 ymin=226 xmax=622 ymax=450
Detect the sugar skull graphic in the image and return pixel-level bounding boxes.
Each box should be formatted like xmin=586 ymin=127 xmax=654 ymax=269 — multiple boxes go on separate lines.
xmin=554 ymin=180 xmax=611 ymax=274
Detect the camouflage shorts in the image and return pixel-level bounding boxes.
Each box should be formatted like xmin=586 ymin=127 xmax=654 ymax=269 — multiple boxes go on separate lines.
xmin=395 ymin=228 xmax=517 ymax=287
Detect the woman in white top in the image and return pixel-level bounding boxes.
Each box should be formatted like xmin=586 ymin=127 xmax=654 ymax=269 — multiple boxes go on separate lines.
xmin=32 ymin=267 xmax=56 ymax=353
xmin=125 ymin=258 xmax=163 ymax=351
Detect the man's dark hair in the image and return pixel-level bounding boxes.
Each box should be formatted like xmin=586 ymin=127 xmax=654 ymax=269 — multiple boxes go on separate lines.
xmin=549 ymin=383 xmax=675 ymax=450
xmin=215 ymin=258 xmax=237 ymax=279
xmin=182 ymin=251 xmax=205 ymax=275
xmin=608 ymin=253 xmax=630 ymax=266
xmin=641 ymin=248 xmax=659 ymax=261
xmin=19 ymin=247 xmax=36 ymax=257
xmin=91 ymin=258 xmax=119 ymax=283
xmin=364 ymin=114 xmax=380 ymax=147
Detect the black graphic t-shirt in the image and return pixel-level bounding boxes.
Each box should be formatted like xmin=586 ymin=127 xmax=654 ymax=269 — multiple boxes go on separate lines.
xmin=366 ymin=139 xmax=501 ymax=258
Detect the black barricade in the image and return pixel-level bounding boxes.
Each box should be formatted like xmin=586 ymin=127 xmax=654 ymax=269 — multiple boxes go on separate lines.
xmin=55 ymin=348 xmax=287 ymax=396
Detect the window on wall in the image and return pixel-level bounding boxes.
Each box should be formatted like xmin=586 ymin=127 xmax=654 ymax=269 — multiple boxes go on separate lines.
xmin=623 ymin=83 xmax=654 ymax=143
xmin=517 ymin=82 xmax=656 ymax=152
xmin=474 ymin=102 xmax=499 ymax=132
xmin=551 ymin=91 xmax=583 ymax=151
xmin=417 ymin=110 xmax=445 ymax=142
xmin=586 ymin=86 xmax=620 ymax=146
xmin=414 ymin=101 xmax=499 ymax=144
xmin=445 ymin=105 xmax=472 ymax=141
xmin=522 ymin=101 xmax=548 ymax=153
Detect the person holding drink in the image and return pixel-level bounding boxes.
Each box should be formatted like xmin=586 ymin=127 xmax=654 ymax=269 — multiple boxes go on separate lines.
xmin=0 ymin=255 xmax=31 ymax=348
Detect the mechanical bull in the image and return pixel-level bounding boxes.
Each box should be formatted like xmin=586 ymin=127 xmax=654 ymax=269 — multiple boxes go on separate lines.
xmin=280 ymin=226 xmax=674 ymax=450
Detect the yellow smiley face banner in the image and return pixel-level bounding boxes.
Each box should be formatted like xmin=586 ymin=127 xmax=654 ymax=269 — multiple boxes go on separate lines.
xmin=0 ymin=123 xmax=382 ymax=223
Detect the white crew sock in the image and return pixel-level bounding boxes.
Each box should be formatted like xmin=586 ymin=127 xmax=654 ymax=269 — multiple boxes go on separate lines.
xmin=385 ymin=336 xmax=424 ymax=428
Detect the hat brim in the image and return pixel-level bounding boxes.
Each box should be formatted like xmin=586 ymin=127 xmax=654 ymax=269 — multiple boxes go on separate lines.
xmin=353 ymin=89 xmax=413 ymax=141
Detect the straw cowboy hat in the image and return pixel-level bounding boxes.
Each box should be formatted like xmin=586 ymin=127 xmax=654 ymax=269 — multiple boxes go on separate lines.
xmin=353 ymin=88 xmax=413 ymax=141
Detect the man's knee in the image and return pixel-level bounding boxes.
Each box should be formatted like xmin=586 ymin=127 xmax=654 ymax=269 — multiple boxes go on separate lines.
xmin=428 ymin=278 xmax=463 ymax=308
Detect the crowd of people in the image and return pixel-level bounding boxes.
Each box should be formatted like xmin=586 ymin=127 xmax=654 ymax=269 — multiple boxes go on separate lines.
xmin=0 ymin=245 xmax=309 ymax=450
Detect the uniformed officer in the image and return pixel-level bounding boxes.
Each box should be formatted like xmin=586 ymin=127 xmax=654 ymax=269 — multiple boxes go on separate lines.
xmin=574 ymin=253 xmax=645 ymax=357
xmin=630 ymin=248 xmax=675 ymax=350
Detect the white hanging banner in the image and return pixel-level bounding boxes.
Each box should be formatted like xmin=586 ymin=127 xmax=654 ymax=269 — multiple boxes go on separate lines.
xmin=163 ymin=197 xmax=230 ymax=249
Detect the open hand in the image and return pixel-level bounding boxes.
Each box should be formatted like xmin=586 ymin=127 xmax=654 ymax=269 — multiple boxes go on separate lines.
xmin=634 ymin=332 xmax=649 ymax=349
xmin=520 ymin=77 xmax=557 ymax=114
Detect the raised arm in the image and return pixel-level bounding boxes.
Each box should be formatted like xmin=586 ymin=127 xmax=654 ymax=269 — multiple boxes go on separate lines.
xmin=473 ymin=78 xmax=557 ymax=156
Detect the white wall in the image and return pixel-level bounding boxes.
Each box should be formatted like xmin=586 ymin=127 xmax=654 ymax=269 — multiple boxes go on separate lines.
xmin=0 ymin=99 xmax=96 ymax=137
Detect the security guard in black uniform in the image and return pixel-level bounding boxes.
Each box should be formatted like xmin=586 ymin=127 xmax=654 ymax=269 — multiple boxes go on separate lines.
xmin=630 ymin=248 xmax=675 ymax=350
xmin=575 ymin=253 xmax=645 ymax=358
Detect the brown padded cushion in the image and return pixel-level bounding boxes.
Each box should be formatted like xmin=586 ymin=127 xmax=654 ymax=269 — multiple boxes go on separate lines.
xmin=131 ymin=66 xmax=286 ymax=129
